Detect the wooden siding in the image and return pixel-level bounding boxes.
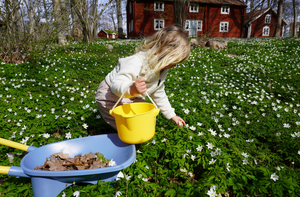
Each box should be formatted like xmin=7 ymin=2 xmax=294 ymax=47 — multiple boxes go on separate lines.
xmin=250 ymin=10 xmax=278 ymax=37
xmin=127 ymin=0 xmax=246 ymax=38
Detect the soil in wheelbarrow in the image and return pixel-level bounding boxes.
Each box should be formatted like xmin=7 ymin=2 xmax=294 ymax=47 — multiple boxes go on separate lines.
xmin=34 ymin=152 xmax=112 ymax=171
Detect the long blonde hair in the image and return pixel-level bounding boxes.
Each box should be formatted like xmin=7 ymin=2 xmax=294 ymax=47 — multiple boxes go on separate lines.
xmin=136 ymin=25 xmax=190 ymax=80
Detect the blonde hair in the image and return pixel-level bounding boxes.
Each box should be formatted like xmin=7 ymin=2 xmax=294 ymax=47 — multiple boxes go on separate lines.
xmin=136 ymin=25 xmax=190 ymax=80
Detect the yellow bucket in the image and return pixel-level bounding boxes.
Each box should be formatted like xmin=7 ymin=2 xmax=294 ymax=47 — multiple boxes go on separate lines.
xmin=110 ymin=92 xmax=160 ymax=144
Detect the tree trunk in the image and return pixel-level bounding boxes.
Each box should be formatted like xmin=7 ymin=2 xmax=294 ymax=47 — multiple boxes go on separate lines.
xmin=293 ymin=0 xmax=297 ymax=37
xmin=110 ymin=12 xmax=117 ymax=31
xmin=116 ymin=0 xmax=124 ymax=38
xmin=173 ymin=0 xmax=189 ymax=28
xmin=53 ymin=0 xmax=68 ymax=45
xmin=274 ymin=0 xmax=283 ymax=37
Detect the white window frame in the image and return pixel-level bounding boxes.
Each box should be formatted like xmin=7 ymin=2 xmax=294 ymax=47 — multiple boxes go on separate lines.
xmin=154 ymin=2 xmax=164 ymax=11
xmin=220 ymin=22 xmax=229 ymax=32
xmin=154 ymin=19 xmax=164 ymax=30
xmin=265 ymin=14 xmax=271 ymax=24
xmin=262 ymin=26 xmax=270 ymax=36
xmin=185 ymin=20 xmax=190 ymax=30
xmin=221 ymin=6 xmax=230 ymax=14
xmin=185 ymin=20 xmax=203 ymax=33
xmin=197 ymin=20 xmax=202 ymax=31
xmin=189 ymin=4 xmax=199 ymax=13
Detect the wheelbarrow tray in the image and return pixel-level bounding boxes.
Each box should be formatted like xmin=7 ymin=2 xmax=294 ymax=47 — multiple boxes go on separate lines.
xmin=4 ymin=133 xmax=136 ymax=197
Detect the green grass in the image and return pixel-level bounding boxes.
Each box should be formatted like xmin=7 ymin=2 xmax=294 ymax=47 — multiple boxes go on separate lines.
xmin=0 ymin=37 xmax=300 ymax=197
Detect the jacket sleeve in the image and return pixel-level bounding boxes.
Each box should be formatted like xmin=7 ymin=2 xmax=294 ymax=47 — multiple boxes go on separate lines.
xmin=151 ymin=83 xmax=176 ymax=120
xmin=110 ymin=56 xmax=143 ymax=98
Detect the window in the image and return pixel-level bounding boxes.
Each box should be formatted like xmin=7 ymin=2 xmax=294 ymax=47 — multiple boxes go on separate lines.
xmin=220 ymin=22 xmax=229 ymax=32
xmin=185 ymin=20 xmax=202 ymax=31
xmin=265 ymin=14 xmax=271 ymax=24
xmin=185 ymin=20 xmax=190 ymax=30
xmin=221 ymin=6 xmax=230 ymax=14
xmin=154 ymin=2 xmax=164 ymax=11
xmin=197 ymin=21 xmax=202 ymax=31
xmin=129 ymin=2 xmax=132 ymax=14
xmin=154 ymin=19 xmax=164 ymax=30
xmin=262 ymin=26 xmax=269 ymax=36
xmin=189 ymin=4 xmax=198 ymax=13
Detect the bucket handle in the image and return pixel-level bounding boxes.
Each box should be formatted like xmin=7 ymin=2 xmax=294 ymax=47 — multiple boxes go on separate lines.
xmin=111 ymin=83 xmax=158 ymax=110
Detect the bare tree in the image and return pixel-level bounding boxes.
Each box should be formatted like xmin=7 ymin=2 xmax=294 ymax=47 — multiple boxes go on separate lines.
xmin=173 ymin=0 xmax=189 ymax=28
xmin=274 ymin=0 xmax=283 ymax=37
xmin=70 ymin=0 xmax=113 ymax=42
xmin=53 ymin=0 xmax=68 ymax=45
xmin=292 ymin=0 xmax=297 ymax=37
xmin=116 ymin=0 xmax=124 ymax=38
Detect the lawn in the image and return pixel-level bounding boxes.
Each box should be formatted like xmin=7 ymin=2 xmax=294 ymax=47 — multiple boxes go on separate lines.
xmin=0 ymin=37 xmax=300 ymax=197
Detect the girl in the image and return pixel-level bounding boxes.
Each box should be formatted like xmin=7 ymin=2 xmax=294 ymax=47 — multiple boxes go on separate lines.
xmin=96 ymin=25 xmax=190 ymax=130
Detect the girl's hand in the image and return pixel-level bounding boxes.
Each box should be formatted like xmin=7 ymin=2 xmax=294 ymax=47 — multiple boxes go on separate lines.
xmin=171 ymin=116 xmax=186 ymax=127
xmin=130 ymin=78 xmax=147 ymax=95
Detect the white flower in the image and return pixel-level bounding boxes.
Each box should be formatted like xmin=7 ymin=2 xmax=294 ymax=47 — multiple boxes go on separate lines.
xmin=125 ymin=174 xmax=131 ymax=180
xmin=242 ymin=159 xmax=248 ymax=165
xmin=224 ymin=133 xmax=230 ymax=138
xmin=215 ymin=148 xmax=221 ymax=155
xmin=207 ymin=185 xmax=217 ymax=197
xmin=73 ymin=191 xmax=80 ymax=197
xmin=189 ymin=136 xmax=192 ymax=140
xmin=206 ymin=142 xmax=214 ymax=149
xmin=298 ymin=150 xmax=300 ymax=155
xmin=198 ymin=132 xmax=203 ymax=136
xmin=109 ymin=159 xmax=117 ymax=166
xmin=188 ymin=172 xmax=193 ymax=177
xmin=283 ymin=123 xmax=290 ymax=128
xmin=197 ymin=122 xmax=202 ymax=126
xmin=161 ymin=138 xmax=167 ymax=142
xmin=183 ymin=108 xmax=190 ymax=114
xmin=210 ymin=151 xmax=216 ymax=157
xmin=43 ymin=133 xmax=50 ymax=138
xmin=226 ymin=163 xmax=230 ymax=171
xmin=142 ymin=178 xmax=148 ymax=182
xmin=115 ymin=191 xmax=122 ymax=197
xmin=116 ymin=171 xmax=124 ymax=181
xmin=196 ymin=145 xmax=203 ymax=152
xmin=270 ymin=173 xmax=279 ymax=181
xmin=189 ymin=126 xmax=196 ymax=131
xmin=96 ymin=115 xmax=101 ymax=119
xmin=241 ymin=152 xmax=249 ymax=158
xmin=82 ymin=123 xmax=88 ymax=129
xmin=65 ymin=132 xmax=72 ymax=139
xmin=209 ymin=158 xmax=216 ymax=165
xmin=62 ymin=192 xmax=66 ymax=197
xmin=191 ymin=155 xmax=195 ymax=161
xmin=152 ymin=140 xmax=156 ymax=144
xmin=137 ymin=150 xmax=142 ymax=153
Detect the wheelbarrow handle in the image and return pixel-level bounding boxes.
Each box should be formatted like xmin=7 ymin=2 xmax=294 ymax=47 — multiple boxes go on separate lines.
xmin=0 ymin=137 xmax=37 ymax=152
xmin=0 ymin=166 xmax=30 ymax=178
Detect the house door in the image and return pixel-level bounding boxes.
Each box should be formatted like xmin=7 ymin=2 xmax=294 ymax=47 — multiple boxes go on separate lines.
xmin=189 ymin=21 xmax=197 ymax=37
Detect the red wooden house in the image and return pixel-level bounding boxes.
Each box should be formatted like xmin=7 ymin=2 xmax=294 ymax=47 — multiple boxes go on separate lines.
xmin=244 ymin=7 xmax=287 ymax=38
xmin=97 ymin=29 xmax=119 ymax=39
xmin=126 ymin=0 xmax=247 ymax=38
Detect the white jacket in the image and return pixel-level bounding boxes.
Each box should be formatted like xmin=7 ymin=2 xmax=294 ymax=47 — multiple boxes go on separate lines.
xmin=105 ymin=52 xmax=176 ymax=119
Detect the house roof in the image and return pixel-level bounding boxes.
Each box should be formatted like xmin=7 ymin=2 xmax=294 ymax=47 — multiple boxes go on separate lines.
xmin=245 ymin=7 xmax=287 ymax=25
xmin=136 ymin=0 xmax=246 ymax=6
xmin=191 ymin=0 xmax=246 ymax=6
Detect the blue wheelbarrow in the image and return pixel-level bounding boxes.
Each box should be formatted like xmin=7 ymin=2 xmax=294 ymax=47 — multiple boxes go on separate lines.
xmin=0 ymin=134 xmax=136 ymax=197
